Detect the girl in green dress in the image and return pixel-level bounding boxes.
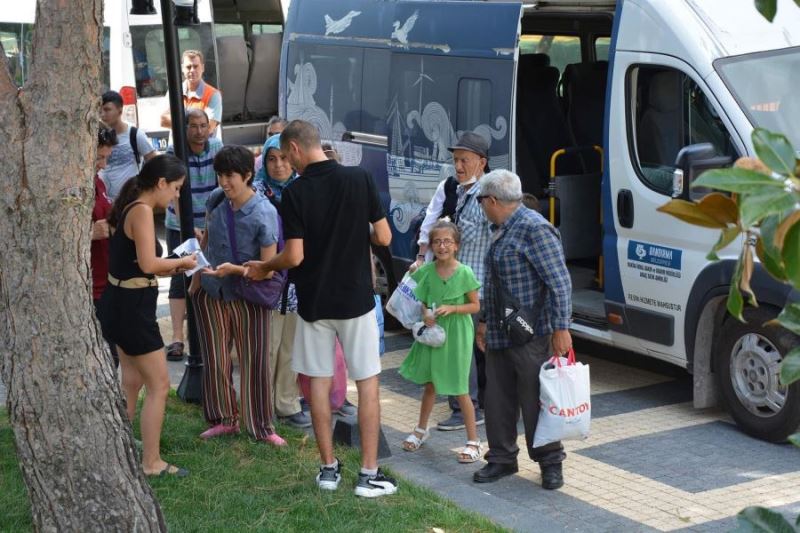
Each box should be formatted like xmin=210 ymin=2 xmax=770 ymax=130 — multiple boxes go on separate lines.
xmin=399 ymin=221 xmax=483 ymax=462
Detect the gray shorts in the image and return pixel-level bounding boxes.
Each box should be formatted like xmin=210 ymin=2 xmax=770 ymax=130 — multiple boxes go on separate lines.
xmin=292 ymin=309 xmax=381 ymax=381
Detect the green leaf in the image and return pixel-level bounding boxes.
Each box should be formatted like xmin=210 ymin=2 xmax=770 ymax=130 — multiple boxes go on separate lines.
xmin=780 ymin=347 xmax=800 ymax=386
xmin=789 ymin=432 xmax=800 ymax=449
xmin=707 ymin=227 xmax=740 ymax=261
xmin=754 ymin=0 xmax=778 ymax=21
xmin=737 ymin=506 xmax=795 ymax=533
xmin=776 ymin=303 xmax=800 ymax=336
xmin=758 ymin=215 xmax=789 ymax=281
xmin=756 ymin=236 xmax=788 ymax=281
xmin=728 ymin=258 xmax=744 ymax=322
xmin=740 ymin=191 xmax=797 ymax=228
xmin=752 ymin=128 xmax=798 ymax=176
xmin=782 ymin=218 xmax=800 ymax=289
xmin=657 ymin=199 xmax=728 ymax=229
xmin=693 ymin=168 xmax=783 ymax=193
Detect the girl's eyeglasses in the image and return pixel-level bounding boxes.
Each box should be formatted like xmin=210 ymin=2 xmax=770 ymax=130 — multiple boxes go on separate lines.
xmin=432 ymin=239 xmax=455 ymax=247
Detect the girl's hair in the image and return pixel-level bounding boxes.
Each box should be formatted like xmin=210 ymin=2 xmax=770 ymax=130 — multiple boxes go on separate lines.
xmin=108 ymin=154 xmax=187 ymax=228
xmin=98 ymin=127 xmax=117 ymax=148
xmin=214 ymin=145 xmax=255 ymax=185
xmin=429 ymin=220 xmax=461 ymax=246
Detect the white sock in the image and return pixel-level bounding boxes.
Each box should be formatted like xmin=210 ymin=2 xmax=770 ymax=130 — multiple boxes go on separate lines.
xmin=323 ymin=460 xmax=338 ymax=470
xmin=360 ymin=467 xmax=378 ymax=477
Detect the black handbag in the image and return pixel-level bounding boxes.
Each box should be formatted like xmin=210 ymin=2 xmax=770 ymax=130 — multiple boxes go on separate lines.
xmin=488 ymin=241 xmax=542 ymax=346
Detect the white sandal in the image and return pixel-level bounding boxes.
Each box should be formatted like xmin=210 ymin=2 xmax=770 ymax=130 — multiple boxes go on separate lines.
xmin=458 ymin=440 xmax=483 ymax=463
xmin=402 ymin=426 xmax=430 ymax=452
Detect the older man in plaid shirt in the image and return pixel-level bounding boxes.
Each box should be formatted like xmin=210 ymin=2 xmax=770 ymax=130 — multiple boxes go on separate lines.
xmin=473 ymin=169 xmax=572 ymax=491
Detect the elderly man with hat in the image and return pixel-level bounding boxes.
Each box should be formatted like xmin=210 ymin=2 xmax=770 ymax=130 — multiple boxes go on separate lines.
xmin=411 ymin=131 xmax=492 ymax=431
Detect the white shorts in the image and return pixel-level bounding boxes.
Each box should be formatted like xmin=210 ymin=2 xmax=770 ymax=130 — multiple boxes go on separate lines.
xmin=292 ymin=309 xmax=381 ymax=381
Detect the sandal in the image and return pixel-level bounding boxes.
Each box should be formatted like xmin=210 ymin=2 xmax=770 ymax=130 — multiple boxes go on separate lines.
xmin=165 ymin=341 xmax=185 ymax=362
xmin=147 ymin=464 xmax=189 ymax=478
xmin=458 ymin=440 xmax=482 ymax=463
xmin=402 ymin=426 xmax=430 ymax=452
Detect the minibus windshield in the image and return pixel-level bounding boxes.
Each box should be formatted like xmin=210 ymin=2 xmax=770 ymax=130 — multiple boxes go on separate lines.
xmin=717 ymin=47 xmax=800 ymax=150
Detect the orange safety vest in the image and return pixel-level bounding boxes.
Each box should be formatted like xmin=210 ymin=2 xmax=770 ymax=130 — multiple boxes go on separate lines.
xmin=184 ymin=82 xmax=219 ymax=112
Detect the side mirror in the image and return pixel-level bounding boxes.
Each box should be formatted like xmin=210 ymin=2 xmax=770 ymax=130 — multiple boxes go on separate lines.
xmin=672 ymin=143 xmax=732 ymax=199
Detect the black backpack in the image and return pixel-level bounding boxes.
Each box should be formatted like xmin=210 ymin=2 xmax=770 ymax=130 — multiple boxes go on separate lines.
xmin=130 ymin=126 xmax=141 ymax=166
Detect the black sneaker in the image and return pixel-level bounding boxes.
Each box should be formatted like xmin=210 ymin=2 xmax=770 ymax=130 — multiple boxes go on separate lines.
xmin=316 ymin=459 xmax=342 ymax=491
xmin=354 ymin=468 xmax=398 ymax=498
xmin=541 ymin=463 xmax=564 ymax=490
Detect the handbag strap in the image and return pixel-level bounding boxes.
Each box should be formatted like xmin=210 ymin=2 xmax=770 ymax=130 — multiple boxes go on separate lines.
xmin=224 ymin=202 xmax=242 ymax=265
xmin=487 ymin=218 xmax=545 ymax=322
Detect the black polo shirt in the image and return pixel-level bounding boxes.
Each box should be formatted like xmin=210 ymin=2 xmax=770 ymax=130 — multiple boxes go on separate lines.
xmin=281 ymin=159 xmax=385 ymax=321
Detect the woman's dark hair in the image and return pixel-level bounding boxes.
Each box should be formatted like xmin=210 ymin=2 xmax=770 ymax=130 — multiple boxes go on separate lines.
xmin=108 ymin=154 xmax=187 ymax=228
xmin=214 ymin=145 xmax=255 ymax=185
xmin=98 ymin=127 xmax=117 ymax=148
xmin=429 ymin=220 xmax=461 ymax=246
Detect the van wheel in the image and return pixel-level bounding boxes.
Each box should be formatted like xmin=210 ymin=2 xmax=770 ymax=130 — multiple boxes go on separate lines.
xmin=715 ymin=307 xmax=800 ymax=442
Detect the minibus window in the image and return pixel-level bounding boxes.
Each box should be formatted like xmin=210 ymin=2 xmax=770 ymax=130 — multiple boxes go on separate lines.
xmin=252 ymin=24 xmax=283 ymax=35
xmin=717 ymin=48 xmax=800 ymax=150
xmin=0 ymin=22 xmax=33 ymax=87
xmin=215 ymin=24 xmax=244 ymax=39
xmin=362 ymin=49 xmax=390 ymax=136
xmin=457 ymin=78 xmax=492 ymax=132
xmin=595 ymin=37 xmax=610 ymax=61
xmin=130 ymin=23 xmax=217 ymax=98
xmin=631 ymin=65 xmax=737 ymax=196
xmin=286 ymin=43 xmax=363 ymax=132
xmin=519 ymin=35 xmax=581 ymax=76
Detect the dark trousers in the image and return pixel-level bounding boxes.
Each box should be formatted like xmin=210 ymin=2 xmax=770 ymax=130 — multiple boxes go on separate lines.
xmin=166 ymin=228 xmax=186 ymax=299
xmin=484 ymin=335 xmax=565 ymax=466
xmin=449 ymin=314 xmax=485 ymax=412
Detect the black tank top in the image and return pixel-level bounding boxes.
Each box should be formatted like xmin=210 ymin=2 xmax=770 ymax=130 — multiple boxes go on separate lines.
xmin=108 ymin=202 xmax=163 ymax=280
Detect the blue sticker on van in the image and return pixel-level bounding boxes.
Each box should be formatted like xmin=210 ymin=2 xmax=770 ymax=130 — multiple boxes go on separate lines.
xmin=627 ymin=241 xmax=682 ymax=270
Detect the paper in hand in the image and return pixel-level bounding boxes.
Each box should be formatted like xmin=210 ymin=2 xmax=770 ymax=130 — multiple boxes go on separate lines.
xmin=173 ymin=238 xmax=210 ymax=277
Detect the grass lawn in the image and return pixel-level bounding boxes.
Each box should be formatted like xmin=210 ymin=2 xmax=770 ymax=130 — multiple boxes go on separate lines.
xmin=1 ymin=394 xmax=505 ymax=532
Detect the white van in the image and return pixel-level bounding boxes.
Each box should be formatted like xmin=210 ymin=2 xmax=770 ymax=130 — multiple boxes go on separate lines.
xmin=277 ymin=0 xmax=800 ymax=441
xmin=1 ymin=0 xmax=286 ymax=149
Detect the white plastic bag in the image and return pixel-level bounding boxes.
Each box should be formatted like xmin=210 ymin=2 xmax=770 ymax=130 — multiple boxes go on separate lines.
xmin=533 ymin=350 xmax=591 ymax=448
xmin=411 ymin=321 xmax=446 ymax=347
xmin=385 ymin=273 xmax=422 ymax=329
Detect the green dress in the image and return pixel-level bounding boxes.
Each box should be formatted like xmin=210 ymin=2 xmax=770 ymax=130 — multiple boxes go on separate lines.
xmin=399 ymin=262 xmax=481 ymax=395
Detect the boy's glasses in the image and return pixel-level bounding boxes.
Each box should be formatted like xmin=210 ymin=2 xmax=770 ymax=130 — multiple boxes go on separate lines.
xmin=432 ymin=239 xmax=455 ymax=247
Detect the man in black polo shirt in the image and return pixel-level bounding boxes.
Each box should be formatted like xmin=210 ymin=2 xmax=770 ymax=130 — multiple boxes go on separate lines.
xmin=244 ymin=120 xmax=397 ymax=498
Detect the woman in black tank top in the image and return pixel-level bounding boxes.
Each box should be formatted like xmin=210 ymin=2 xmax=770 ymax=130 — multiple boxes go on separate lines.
xmin=101 ymin=154 xmax=197 ymax=478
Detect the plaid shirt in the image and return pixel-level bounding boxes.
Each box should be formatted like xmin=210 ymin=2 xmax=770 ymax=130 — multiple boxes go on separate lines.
xmin=455 ymin=181 xmax=493 ymax=299
xmin=483 ymin=206 xmax=572 ymax=350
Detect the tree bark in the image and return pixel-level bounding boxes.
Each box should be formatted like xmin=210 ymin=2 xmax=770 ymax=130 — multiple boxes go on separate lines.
xmin=0 ymin=1 xmax=165 ymax=531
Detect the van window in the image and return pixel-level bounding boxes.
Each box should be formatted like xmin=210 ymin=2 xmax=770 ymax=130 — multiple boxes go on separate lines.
xmin=252 ymin=24 xmax=282 ymax=35
xmin=457 ymin=78 xmax=492 ymax=132
xmin=215 ymin=24 xmax=245 ymax=38
xmin=286 ymin=43 xmax=363 ymax=132
xmin=130 ymin=23 xmax=217 ymax=98
xmin=631 ymin=65 xmax=738 ymax=196
xmin=595 ymin=37 xmax=610 ymax=61
xmin=362 ymin=48 xmax=390 ymax=136
xmin=520 ymin=35 xmax=581 ymax=74
xmin=1 ymin=23 xmax=110 ymax=90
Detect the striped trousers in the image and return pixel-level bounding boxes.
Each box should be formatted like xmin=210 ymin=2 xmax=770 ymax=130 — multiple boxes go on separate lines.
xmin=192 ymin=288 xmax=276 ymax=440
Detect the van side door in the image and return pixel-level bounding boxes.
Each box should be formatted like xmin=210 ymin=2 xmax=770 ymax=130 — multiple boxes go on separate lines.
xmin=385 ymin=1 xmax=522 ymax=260
xmin=608 ymin=50 xmax=742 ymax=362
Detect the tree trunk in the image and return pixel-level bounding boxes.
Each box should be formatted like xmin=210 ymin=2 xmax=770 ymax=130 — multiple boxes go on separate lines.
xmin=0 ymin=1 xmax=165 ymax=531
